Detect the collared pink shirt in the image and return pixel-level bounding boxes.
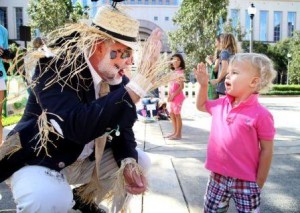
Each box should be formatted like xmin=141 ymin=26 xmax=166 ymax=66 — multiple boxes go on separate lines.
xmin=205 ymin=94 xmax=275 ymax=181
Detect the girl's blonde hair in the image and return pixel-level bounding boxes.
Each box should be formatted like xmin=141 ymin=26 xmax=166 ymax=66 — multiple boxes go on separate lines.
xmin=222 ymin=33 xmax=238 ymax=54
xmin=230 ymin=53 xmax=277 ymax=93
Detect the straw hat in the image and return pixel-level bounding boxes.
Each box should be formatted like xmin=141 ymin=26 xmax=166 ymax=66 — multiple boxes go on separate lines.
xmin=92 ymin=6 xmax=139 ymax=50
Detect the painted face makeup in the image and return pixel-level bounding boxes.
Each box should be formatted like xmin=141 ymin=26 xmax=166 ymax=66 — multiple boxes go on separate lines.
xmin=110 ymin=49 xmax=132 ymax=60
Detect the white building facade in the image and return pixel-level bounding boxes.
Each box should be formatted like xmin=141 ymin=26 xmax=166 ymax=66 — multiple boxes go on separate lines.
xmin=0 ymin=0 xmax=30 ymax=41
xmin=1 ymin=0 xmax=300 ymax=48
xmin=228 ymin=0 xmax=300 ymax=43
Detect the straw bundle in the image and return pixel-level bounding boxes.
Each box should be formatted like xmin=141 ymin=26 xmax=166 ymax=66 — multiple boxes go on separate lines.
xmin=0 ymin=133 xmax=22 ymax=160
xmin=127 ymin=29 xmax=179 ymax=97
xmin=32 ymin=110 xmax=64 ymax=157
xmin=76 ymin=157 xmax=145 ymax=210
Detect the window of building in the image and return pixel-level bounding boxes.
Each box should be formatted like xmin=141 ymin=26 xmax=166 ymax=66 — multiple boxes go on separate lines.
xmin=158 ymin=0 xmax=163 ymax=5
xmin=91 ymin=2 xmax=98 ymax=18
xmin=15 ymin=7 xmax=23 ymax=39
xmin=145 ymin=0 xmax=149 ymax=5
xmin=0 ymin=7 xmax=8 ymax=29
xmin=245 ymin=9 xmax=250 ymax=40
xmin=130 ymin=0 xmax=135 ymax=4
xmin=154 ymin=16 xmax=158 ymax=21
xmin=230 ymin=9 xmax=240 ymax=37
xmin=217 ymin=17 xmax=224 ymax=35
xmin=165 ymin=16 xmax=169 ymax=21
xmin=152 ymin=0 xmax=156 ymax=4
xmin=82 ymin=0 xmax=87 ymax=7
xmin=230 ymin=9 xmax=240 ymax=28
xmin=259 ymin=11 xmax=268 ymax=42
xmin=166 ymin=0 xmax=170 ymax=5
xmin=138 ymin=0 xmax=142 ymax=4
xmin=274 ymin=11 xmax=282 ymax=42
xmin=287 ymin=12 xmax=296 ymax=37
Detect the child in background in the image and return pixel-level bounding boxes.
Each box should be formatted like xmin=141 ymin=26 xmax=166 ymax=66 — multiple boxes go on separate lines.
xmin=166 ymin=53 xmax=185 ymax=140
xmin=194 ymin=53 xmax=277 ymax=212
xmin=157 ymin=102 xmax=170 ymax=120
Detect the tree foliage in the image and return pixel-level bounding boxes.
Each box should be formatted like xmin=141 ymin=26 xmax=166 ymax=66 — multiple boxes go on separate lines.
xmin=168 ymin=0 xmax=229 ymax=71
xmin=27 ymin=0 xmax=87 ymax=35
xmin=267 ymin=38 xmax=291 ymax=84
xmin=242 ymin=34 xmax=300 ymax=85
xmin=242 ymin=39 xmax=290 ymax=84
xmin=241 ymin=40 xmax=269 ymax=55
xmin=288 ymin=31 xmax=300 ymax=84
xmin=223 ymin=19 xmax=246 ymax=41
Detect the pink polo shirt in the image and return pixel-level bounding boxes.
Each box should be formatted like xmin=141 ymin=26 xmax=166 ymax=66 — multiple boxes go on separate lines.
xmin=205 ymin=94 xmax=275 ymax=181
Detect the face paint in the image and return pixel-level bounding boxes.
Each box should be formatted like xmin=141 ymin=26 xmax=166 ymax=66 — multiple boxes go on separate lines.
xmin=97 ymin=50 xmax=122 ymax=85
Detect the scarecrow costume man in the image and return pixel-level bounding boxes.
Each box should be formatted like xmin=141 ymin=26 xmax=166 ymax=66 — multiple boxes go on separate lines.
xmin=0 ymin=3 xmax=174 ymax=213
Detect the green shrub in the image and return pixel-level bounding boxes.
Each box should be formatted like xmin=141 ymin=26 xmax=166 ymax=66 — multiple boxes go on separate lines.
xmin=2 ymin=114 xmax=22 ymax=127
xmin=264 ymin=84 xmax=300 ymax=95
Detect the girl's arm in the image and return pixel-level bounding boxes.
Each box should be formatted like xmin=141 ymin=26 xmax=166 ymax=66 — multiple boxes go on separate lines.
xmin=256 ymin=140 xmax=274 ymax=189
xmin=194 ymin=63 xmax=209 ymax=112
xmin=218 ymin=59 xmax=229 ymax=81
xmin=211 ymin=59 xmax=228 ymax=85
xmin=168 ymin=78 xmax=184 ymax=101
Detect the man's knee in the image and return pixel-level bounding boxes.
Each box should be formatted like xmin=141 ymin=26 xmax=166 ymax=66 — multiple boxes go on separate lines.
xmin=11 ymin=166 xmax=74 ymax=213
xmin=15 ymin=187 xmax=74 ymax=213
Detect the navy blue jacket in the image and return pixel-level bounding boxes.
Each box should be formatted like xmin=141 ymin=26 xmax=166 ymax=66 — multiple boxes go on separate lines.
xmin=0 ymin=55 xmax=138 ymax=182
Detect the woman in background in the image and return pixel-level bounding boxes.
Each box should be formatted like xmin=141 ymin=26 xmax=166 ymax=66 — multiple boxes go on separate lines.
xmin=205 ymin=34 xmax=223 ymax=100
xmin=166 ymin=53 xmax=185 ymax=140
xmin=211 ymin=33 xmax=238 ymax=97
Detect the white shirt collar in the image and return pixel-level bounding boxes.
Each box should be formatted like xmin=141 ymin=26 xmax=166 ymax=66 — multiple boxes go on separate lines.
xmin=84 ymin=50 xmax=102 ymax=97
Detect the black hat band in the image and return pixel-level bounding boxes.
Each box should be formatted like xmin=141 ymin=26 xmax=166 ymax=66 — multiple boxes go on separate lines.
xmin=92 ymin=23 xmax=136 ymax=42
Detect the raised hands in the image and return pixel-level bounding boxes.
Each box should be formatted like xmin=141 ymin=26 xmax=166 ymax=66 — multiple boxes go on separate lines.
xmin=136 ymin=28 xmax=163 ymax=79
xmin=126 ymin=28 xmax=165 ymax=99
xmin=194 ymin=62 xmax=209 ymax=86
xmin=144 ymin=28 xmax=162 ymax=65
xmin=194 ymin=62 xmax=209 ymax=112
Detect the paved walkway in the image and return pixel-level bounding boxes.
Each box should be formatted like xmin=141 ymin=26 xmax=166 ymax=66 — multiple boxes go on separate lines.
xmin=1 ymin=96 xmax=300 ymax=212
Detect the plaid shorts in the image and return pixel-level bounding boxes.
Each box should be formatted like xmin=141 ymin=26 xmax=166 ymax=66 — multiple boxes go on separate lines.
xmin=204 ymin=172 xmax=261 ymax=213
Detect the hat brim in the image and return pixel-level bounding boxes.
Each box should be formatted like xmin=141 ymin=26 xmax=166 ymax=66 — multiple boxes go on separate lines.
xmin=99 ymin=30 xmax=138 ymax=50
xmin=114 ymin=37 xmax=138 ymax=50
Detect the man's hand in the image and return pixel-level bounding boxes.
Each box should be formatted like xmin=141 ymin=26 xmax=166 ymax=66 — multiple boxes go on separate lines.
xmin=144 ymin=28 xmax=162 ymax=65
xmin=123 ymin=163 xmax=147 ymax=195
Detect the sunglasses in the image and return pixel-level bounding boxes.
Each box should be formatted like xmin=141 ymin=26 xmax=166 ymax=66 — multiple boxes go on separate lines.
xmin=110 ymin=49 xmax=132 ymax=60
